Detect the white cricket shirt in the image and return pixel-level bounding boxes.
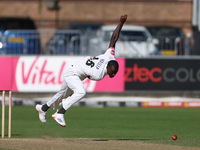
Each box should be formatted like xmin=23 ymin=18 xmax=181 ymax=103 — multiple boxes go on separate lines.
xmin=73 ymin=47 xmax=115 ymax=81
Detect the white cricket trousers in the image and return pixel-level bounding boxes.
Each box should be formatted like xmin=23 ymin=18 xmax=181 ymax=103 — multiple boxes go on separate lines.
xmin=47 ymin=75 xmax=86 ymax=111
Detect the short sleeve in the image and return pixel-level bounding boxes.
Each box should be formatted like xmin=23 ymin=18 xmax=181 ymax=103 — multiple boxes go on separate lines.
xmin=104 ymin=47 xmax=115 ymax=59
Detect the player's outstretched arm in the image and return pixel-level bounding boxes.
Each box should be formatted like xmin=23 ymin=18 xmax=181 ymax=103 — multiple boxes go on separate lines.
xmin=109 ymin=14 xmax=127 ymax=48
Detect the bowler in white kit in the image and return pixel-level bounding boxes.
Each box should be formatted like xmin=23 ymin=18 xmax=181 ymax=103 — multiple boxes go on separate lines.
xmin=36 ymin=14 xmax=128 ymax=127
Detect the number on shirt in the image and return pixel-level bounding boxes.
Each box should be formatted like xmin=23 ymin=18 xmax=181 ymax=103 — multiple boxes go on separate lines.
xmin=86 ymin=57 xmax=99 ymax=68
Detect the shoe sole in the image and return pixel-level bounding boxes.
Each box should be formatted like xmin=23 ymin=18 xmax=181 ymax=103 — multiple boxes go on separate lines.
xmin=52 ymin=115 xmax=66 ymax=127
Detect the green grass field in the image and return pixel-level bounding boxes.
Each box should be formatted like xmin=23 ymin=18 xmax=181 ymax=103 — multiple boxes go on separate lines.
xmin=1 ymin=106 xmax=200 ymax=147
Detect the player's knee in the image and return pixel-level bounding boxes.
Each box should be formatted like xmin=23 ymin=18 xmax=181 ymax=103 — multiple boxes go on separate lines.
xmin=77 ymin=89 xmax=86 ymax=98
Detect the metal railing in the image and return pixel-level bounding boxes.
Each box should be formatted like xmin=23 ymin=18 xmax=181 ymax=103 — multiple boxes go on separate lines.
xmin=0 ymin=30 xmax=41 ymax=55
xmin=152 ymin=36 xmax=187 ymax=56
xmin=0 ymin=29 xmax=192 ymax=57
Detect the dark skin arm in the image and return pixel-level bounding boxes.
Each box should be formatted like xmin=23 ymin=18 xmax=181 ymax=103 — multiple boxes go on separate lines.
xmin=109 ymin=14 xmax=127 ymax=48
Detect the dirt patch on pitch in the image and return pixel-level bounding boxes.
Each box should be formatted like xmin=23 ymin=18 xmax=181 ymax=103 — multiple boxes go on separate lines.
xmin=0 ymin=138 xmax=199 ymax=150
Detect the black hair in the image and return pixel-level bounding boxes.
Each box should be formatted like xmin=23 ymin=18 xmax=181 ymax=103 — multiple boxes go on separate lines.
xmin=108 ymin=60 xmax=119 ymax=72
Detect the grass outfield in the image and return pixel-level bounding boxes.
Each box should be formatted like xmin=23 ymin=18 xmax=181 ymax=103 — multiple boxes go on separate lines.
xmin=1 ymin=106 xmax=200 ymax=147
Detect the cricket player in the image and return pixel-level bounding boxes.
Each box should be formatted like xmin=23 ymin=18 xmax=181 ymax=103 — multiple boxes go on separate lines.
xmin=36 ymin=14 xmax=128 ymax=127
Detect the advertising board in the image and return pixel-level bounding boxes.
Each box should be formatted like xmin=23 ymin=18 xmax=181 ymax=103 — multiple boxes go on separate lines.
xmin=0 ymin=56 xmax=125 ymax=92
xmin=125 ymin=58 xmax=200 ymax=91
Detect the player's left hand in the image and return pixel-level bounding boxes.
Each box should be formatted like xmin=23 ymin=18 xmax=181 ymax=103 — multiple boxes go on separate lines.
xmin=120 ymin=14 xmax=127 ymax=23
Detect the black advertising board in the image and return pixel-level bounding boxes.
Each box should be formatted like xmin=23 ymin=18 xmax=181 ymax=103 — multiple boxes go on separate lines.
xmin=125 ymin=58 xmax=200 ymax=91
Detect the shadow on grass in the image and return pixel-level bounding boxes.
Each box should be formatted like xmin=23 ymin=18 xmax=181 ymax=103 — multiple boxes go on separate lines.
xmin=92 ymin=138 xmax=167 ymax=141
xmin=0 ymin=134 xmax=21 ymax=137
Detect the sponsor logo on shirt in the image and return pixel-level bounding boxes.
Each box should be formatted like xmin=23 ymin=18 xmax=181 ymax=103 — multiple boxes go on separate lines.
xmin=111 ymin=50 xmax=115 ymax=55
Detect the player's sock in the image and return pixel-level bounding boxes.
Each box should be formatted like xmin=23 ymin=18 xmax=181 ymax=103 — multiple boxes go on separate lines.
xmin=57 ymin=107 xmax=66 ymax=114
xmin=41 ymin=104 xmax=50 ymax=112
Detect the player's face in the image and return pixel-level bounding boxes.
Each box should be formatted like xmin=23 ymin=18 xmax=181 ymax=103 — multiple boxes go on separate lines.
xmin=107 ymin=66 xmax=118 ymax=78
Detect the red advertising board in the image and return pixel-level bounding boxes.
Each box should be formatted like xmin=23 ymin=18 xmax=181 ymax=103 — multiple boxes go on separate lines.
xmin=0 ymin=56 xmax=18 ymax=91
xmin=0 ymin=56 xmax=125 ymax=92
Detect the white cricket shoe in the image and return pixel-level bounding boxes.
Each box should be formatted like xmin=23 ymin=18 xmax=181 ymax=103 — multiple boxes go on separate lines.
xmin=35 ymin=104 xmax=47 ymax=123
xmin=52 ymin=112 xmax=66 ymax=127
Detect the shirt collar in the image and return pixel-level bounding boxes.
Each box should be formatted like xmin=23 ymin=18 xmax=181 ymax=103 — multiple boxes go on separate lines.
xmin=104 ymin=65 xmax=108 ymax=76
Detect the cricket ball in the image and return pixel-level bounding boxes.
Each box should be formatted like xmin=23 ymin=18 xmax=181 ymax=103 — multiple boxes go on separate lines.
xmin=172 ymin=135 xmax=177 ymax=140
